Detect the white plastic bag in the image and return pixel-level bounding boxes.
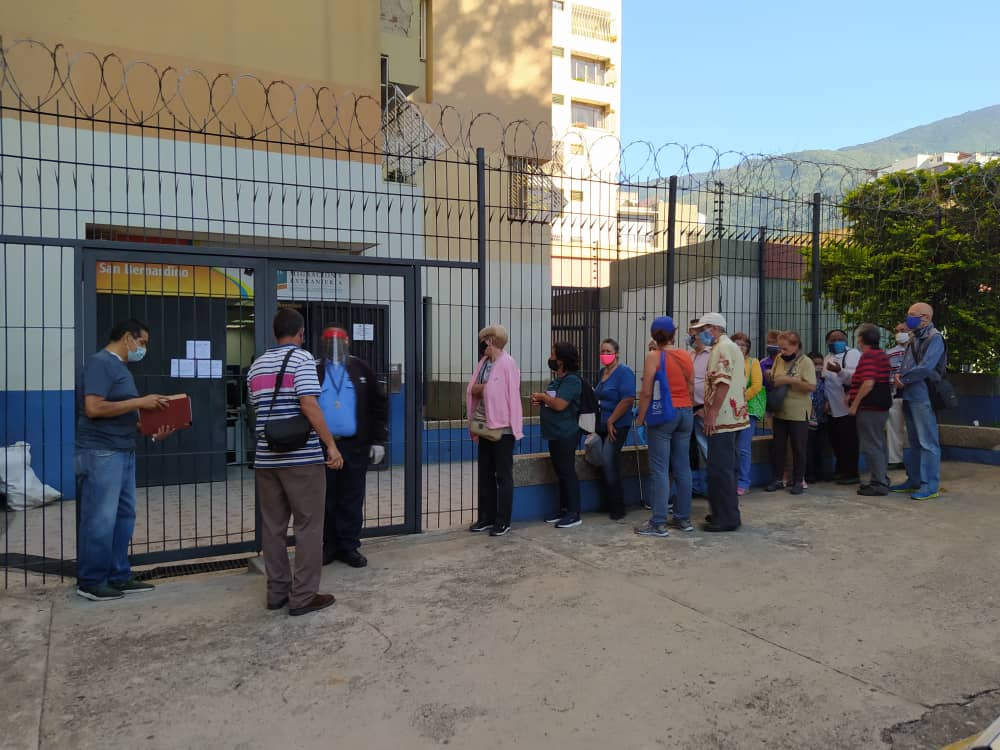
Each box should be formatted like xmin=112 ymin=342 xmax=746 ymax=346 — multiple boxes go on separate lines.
xmin=583 ymin=433 xmax=604 ymax=467
xmin=0 ymin=441 xmax=62 ymax=510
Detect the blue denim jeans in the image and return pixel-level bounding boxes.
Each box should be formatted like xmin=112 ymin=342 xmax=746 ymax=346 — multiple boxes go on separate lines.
xmin=737 ymin=416 xmax=758 ymax=490
xmin=598 ymin=425 xmax=630 ymax=515
xmin=75 ymin=448 xmax=137 ymax=586
xmin=647 ymin=407 xmax=693 ymax=524
xmin=902 ymin=399 xmax=940 ymax=493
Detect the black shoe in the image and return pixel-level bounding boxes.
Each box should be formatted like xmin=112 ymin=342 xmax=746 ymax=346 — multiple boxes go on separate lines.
xmin=489 ymin=523 xmax=511 ymax=537
xmin=609 ymin=510 xmax=626 ymax=521
xmin=109 ymin=578 xmax=155 ymax=594
xmin=887 ymin=462 xmax=904 ymax=470
xmin=335 ymin=550 xmax=368 ymax=568
xmin=703 ymin=522 xmax=740 ymax=533
xmin=858 ymin=483 xmax=889 ymax=496
xmin=788 ymin=483 xmax=805 ymax=495
xmin=469 ymin=519 xmax=494 ymax=533
xmin=76 ymin=583 xmax=124 ymax=602
xmin=704 ymin=514 xmax=713 ymax=524
xmin=266 ymin=596 xmax=289 ymax=610
xmin=289 ymin=593 xmax=336 ymax=617
xmin=765 ymin=481 xmax=785 ymax=492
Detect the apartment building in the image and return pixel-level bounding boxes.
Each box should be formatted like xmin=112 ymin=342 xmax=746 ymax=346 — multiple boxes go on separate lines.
xmin=550 ymin=0 xmax=622 ymax=287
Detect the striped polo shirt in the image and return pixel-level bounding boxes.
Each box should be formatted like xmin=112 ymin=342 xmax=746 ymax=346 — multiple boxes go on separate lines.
xmin=248 ymin=345 xmax=323 ymax=468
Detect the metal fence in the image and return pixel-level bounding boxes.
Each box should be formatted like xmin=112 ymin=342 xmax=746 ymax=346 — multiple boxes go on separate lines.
xmin=2 ymin=39 xmax=998 ymax=586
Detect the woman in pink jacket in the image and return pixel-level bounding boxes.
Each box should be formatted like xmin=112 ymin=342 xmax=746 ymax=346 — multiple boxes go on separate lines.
xmin=466 ymin=325 xmax=524 ymax=537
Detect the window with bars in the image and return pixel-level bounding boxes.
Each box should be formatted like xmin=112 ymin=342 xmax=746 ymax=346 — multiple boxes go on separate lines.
xmin=571 ymin=56 xmax=608 ymax=85
xmin=552 ymin=93 xmax=565 ymax=105
xmin=571 ymin=5 xmax=615 ymax=41
xmin=570 ymin=190 xmax=584 ymax=202
xmin=509 ymin=157 xmax=564 ymax=223
xmin=571 ymin=101 xmax=607 ymax=129
xmin=568 ymin=143 xmax=584 ymax=155
xmin=552 ymin=45 xmax=565 ymax=57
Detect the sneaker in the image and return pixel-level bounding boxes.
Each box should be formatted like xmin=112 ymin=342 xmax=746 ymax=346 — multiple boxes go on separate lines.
xmin=489 ymin=523 xmax=511 ymax=537
xmin=634 ymin=521 xmax=669 ymax=537
xmin=788 ymin=483 xmax=805 ymax=495
xmin=890 ymin=482 xmax=919 ymax=493
xmin=765 ymin=481 xmax=785 ymax=492
xmin=545 ymin=511 xmax=567 ymax=524
xmin=609 ymin=510 xmax=626 ymax=521
xmin=109 ymin=578 xmax=155 ymax=594
xmin=469 ymin=519 xmax=494 ymax=533
xmin=554 ymin=514 xmax=582 ymax=529
xmin=911 ymin=489 xmax=940 ymax=501
xmin=76 ymin=583 xmax=124 ymax=602
xmin=858 ymin=483 xmax=889 ymax=497
xmin=667 ymin=517 xmax=695 ymax=533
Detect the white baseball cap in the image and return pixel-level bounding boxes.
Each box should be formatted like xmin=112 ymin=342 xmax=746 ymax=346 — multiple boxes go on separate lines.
xmin=694 ymin=312 xmax=727 ymax=329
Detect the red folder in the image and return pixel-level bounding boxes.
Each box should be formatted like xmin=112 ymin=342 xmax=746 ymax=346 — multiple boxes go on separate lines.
xmin=138 ymin=394 xmax=193 ymax=436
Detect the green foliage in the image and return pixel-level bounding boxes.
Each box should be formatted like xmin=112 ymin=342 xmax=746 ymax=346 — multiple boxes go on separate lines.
xmin=817 ymin=163 xmax=1000 ymax=372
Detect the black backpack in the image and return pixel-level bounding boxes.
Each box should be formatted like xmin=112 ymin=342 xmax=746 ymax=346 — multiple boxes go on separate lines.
xmin=577 ymin=375 xmax=599 ymax=434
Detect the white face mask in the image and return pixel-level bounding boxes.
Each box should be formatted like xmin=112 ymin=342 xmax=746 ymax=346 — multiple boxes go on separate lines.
xmin=895 ymin=332 xmax=910 ymax=345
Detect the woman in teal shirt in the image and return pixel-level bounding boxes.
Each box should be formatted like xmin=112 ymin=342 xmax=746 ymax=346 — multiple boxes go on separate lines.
xmin=531 ymin=342 xmax=583 ymax=528
xmin=593 ymin=338 xmax=635 ymax=521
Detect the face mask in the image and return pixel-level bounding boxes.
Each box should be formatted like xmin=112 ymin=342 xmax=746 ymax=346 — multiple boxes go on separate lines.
xmin=815 ymin=368 xmax=823 ymax=379
xmin=599 ymin=353 xmax=616 ymax=367
xmin=766 ymin=345 xmax=780 ymax=356
xmin=905 ymin=315 xmax=923 ymax=330
xmin=547 ymin=358 xmax=560 ymax=372
xmin=780 ymin=352 xmax=796 ymax=362
xmin=895 ymin=332 xmax=910 ymax=345
xmin=687 ymin=335 xmax=697 ymax=347
xmin=478 ymin=340 xmax=488 ymax=358
xmin=322 ymin=331 xmax=349 ymax=363
xmin=828 ymin=340 xmax=847 ymax=355
xmin=698 ymin=330 xmax=714 ymax=347
xmin=127 ymin=344 xmax=146 ymax=363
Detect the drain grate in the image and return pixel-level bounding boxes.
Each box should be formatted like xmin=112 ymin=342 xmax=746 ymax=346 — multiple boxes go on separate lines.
xmin=134 ymin=557 xmax=251 ymax=581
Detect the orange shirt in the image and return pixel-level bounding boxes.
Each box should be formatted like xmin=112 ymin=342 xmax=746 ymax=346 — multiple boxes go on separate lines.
xmin=662 ymin=349 xmax=693 ymax=408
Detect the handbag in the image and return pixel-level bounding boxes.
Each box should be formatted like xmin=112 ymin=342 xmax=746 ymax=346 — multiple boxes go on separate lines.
xmin=469 ymin=361 xmax=504 ymax=441
xmin=914 ymin=332 xmax=959 ymax=411
xmin=766 ymin=356 xmax=802 ymax=413
xmin=646 ymin=351 xmax=676 ymax=427
xmin=260 ymin=348 xmax=313 ymax=453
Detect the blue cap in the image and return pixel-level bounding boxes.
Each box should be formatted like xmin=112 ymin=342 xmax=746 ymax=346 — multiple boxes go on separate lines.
xmin=650 ymin=316 xmax=676 ymax=335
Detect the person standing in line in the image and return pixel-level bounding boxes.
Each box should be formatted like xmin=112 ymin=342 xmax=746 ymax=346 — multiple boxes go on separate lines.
xmin=593 ymin=338 xmax=635 ymax=521
xmin=317 ymin=324 xmax=389 ymax=567
xmin=731 ymin=332 xmax=765 ymax=496
xmin=885 ymin=322 xmax=910 ymax=470
xmin=822 ymin=329 xmax=862 ymax=484
xmin=805 ymin=351 xmax=832 ymax=484
xmin=75 ymin=318 xmax=176 ymax=601
xmin=766 ymin=331 xmax=816 ymax=495
xmin=848 ymin=324 xmax=893 ymax=496
xmin=248 ymin=308 xmax=342 ymax=616
xmin=532 ymin=342 xmax=583 ymax=529
xmin=891 ymin=303 xmax=946 ymax=501
xmin=467 ymin=325 xmax=523 ymax=537
xmin=759 ymin=330 xmax=782 ymax=390
xmin=634 ymin=317 xmax=694 ymax=537
xmin=688 ymin=319 xmax=711 ymax=496
xmin=693 ymin=313 xmax=748 ymax=532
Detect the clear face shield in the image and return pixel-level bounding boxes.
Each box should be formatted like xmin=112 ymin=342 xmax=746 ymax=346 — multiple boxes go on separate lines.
xmin=322 ymin=328 xmax=350 ymax=364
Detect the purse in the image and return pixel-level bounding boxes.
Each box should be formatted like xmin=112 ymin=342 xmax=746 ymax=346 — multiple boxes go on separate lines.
xmin=469 ymin=361 xmax=504 ymax=442
xmin=766 ymin=356 xmax=802 ymax=412
xmin=646 ymin=351 xmax=676 ymax=427
xmin=260 ymin=348 xmax=313 ymax=453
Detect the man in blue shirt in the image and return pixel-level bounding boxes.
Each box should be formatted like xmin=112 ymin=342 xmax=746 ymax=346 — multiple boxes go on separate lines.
xmin=891 ymin=302 xmax=946 ymax=500
xmin=317 ymin=324 xmax=389 ymax=568
xmin=76 ymin=319 xmax=174 ymax=601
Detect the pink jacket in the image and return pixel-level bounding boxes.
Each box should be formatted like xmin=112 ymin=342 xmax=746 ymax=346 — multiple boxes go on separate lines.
xmin=466 ymin=351 xmax=524 ymax=440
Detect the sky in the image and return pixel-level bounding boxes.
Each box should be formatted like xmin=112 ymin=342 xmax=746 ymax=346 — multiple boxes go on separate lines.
xmin=621 ymin=0 xmax=1000 ymax=162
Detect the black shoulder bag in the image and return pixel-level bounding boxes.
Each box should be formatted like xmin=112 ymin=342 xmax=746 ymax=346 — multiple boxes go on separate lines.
xmin=260 ymin=349 xmax=313 ymax=452
xmin=915 ymin=333 xmax=958 ymax=412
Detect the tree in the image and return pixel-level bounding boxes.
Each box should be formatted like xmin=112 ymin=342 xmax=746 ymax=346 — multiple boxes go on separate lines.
xmin=815 ymin=162 xmax=1000 ymax=372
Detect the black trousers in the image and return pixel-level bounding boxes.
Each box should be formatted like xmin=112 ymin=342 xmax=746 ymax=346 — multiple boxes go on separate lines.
xmin=477 ymin=435 xmax=515 ymax=526
xmin=806 ymin=422 xmax=833 ymax=482
xmin=772 ymin=418 xmax=809 ymax=486
xmin=548 ymin=436 xmax=581 ymax=516
xmin=829 ymin=414 xmax=859 ymax=479
xmin=323 ymin=444 xmax=369 ymax=555
xmin=707 ymin=431 xmax=741 ymax=529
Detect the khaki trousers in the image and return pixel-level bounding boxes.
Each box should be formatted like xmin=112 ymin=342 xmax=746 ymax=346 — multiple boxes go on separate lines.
xmin=256 ymin=464 xmax=326 ymax=609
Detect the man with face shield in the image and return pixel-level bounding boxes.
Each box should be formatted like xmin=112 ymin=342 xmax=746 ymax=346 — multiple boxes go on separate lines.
xmin=317 ymin=324 xmax=389 ymax=567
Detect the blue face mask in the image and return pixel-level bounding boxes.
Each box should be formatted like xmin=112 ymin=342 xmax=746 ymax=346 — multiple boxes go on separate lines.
xmin=905 ymin=315 xmax=923 ymax=331
xmin=698 ymin=330 xmax=715 ymax=347
xmin=828 ymin=340 xmax=847 ymax=355
xmin=127 ymin=345 xmax=146 ymax=363
xmin=766 ymin=345 xmax=780 ymax=357
xmin=687 ymin=335 xmax=697 ymax=347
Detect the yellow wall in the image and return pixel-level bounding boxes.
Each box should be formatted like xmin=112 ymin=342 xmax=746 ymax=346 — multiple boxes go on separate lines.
xmin=3 ymin=0 xmax=381 ymax=91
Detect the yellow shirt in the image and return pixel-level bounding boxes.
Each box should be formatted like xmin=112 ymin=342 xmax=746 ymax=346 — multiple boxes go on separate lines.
xmin=770 ymin=354 xmax=816 ymax=421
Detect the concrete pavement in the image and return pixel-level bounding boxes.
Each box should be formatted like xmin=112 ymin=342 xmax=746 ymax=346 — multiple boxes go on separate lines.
xmin=2 ymin=461 xmax=998 ymax=749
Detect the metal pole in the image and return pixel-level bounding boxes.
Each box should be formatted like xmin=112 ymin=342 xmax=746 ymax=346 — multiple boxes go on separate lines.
xmin=811 ymin=192 xmax=821 ymax=353
xmin=757 ymin=226 xmax=767 ymax=352
xmin=476 ymin=147 xmax=487 ymax=333
xmin=666 ymin=175 xmax=677 ymax=316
